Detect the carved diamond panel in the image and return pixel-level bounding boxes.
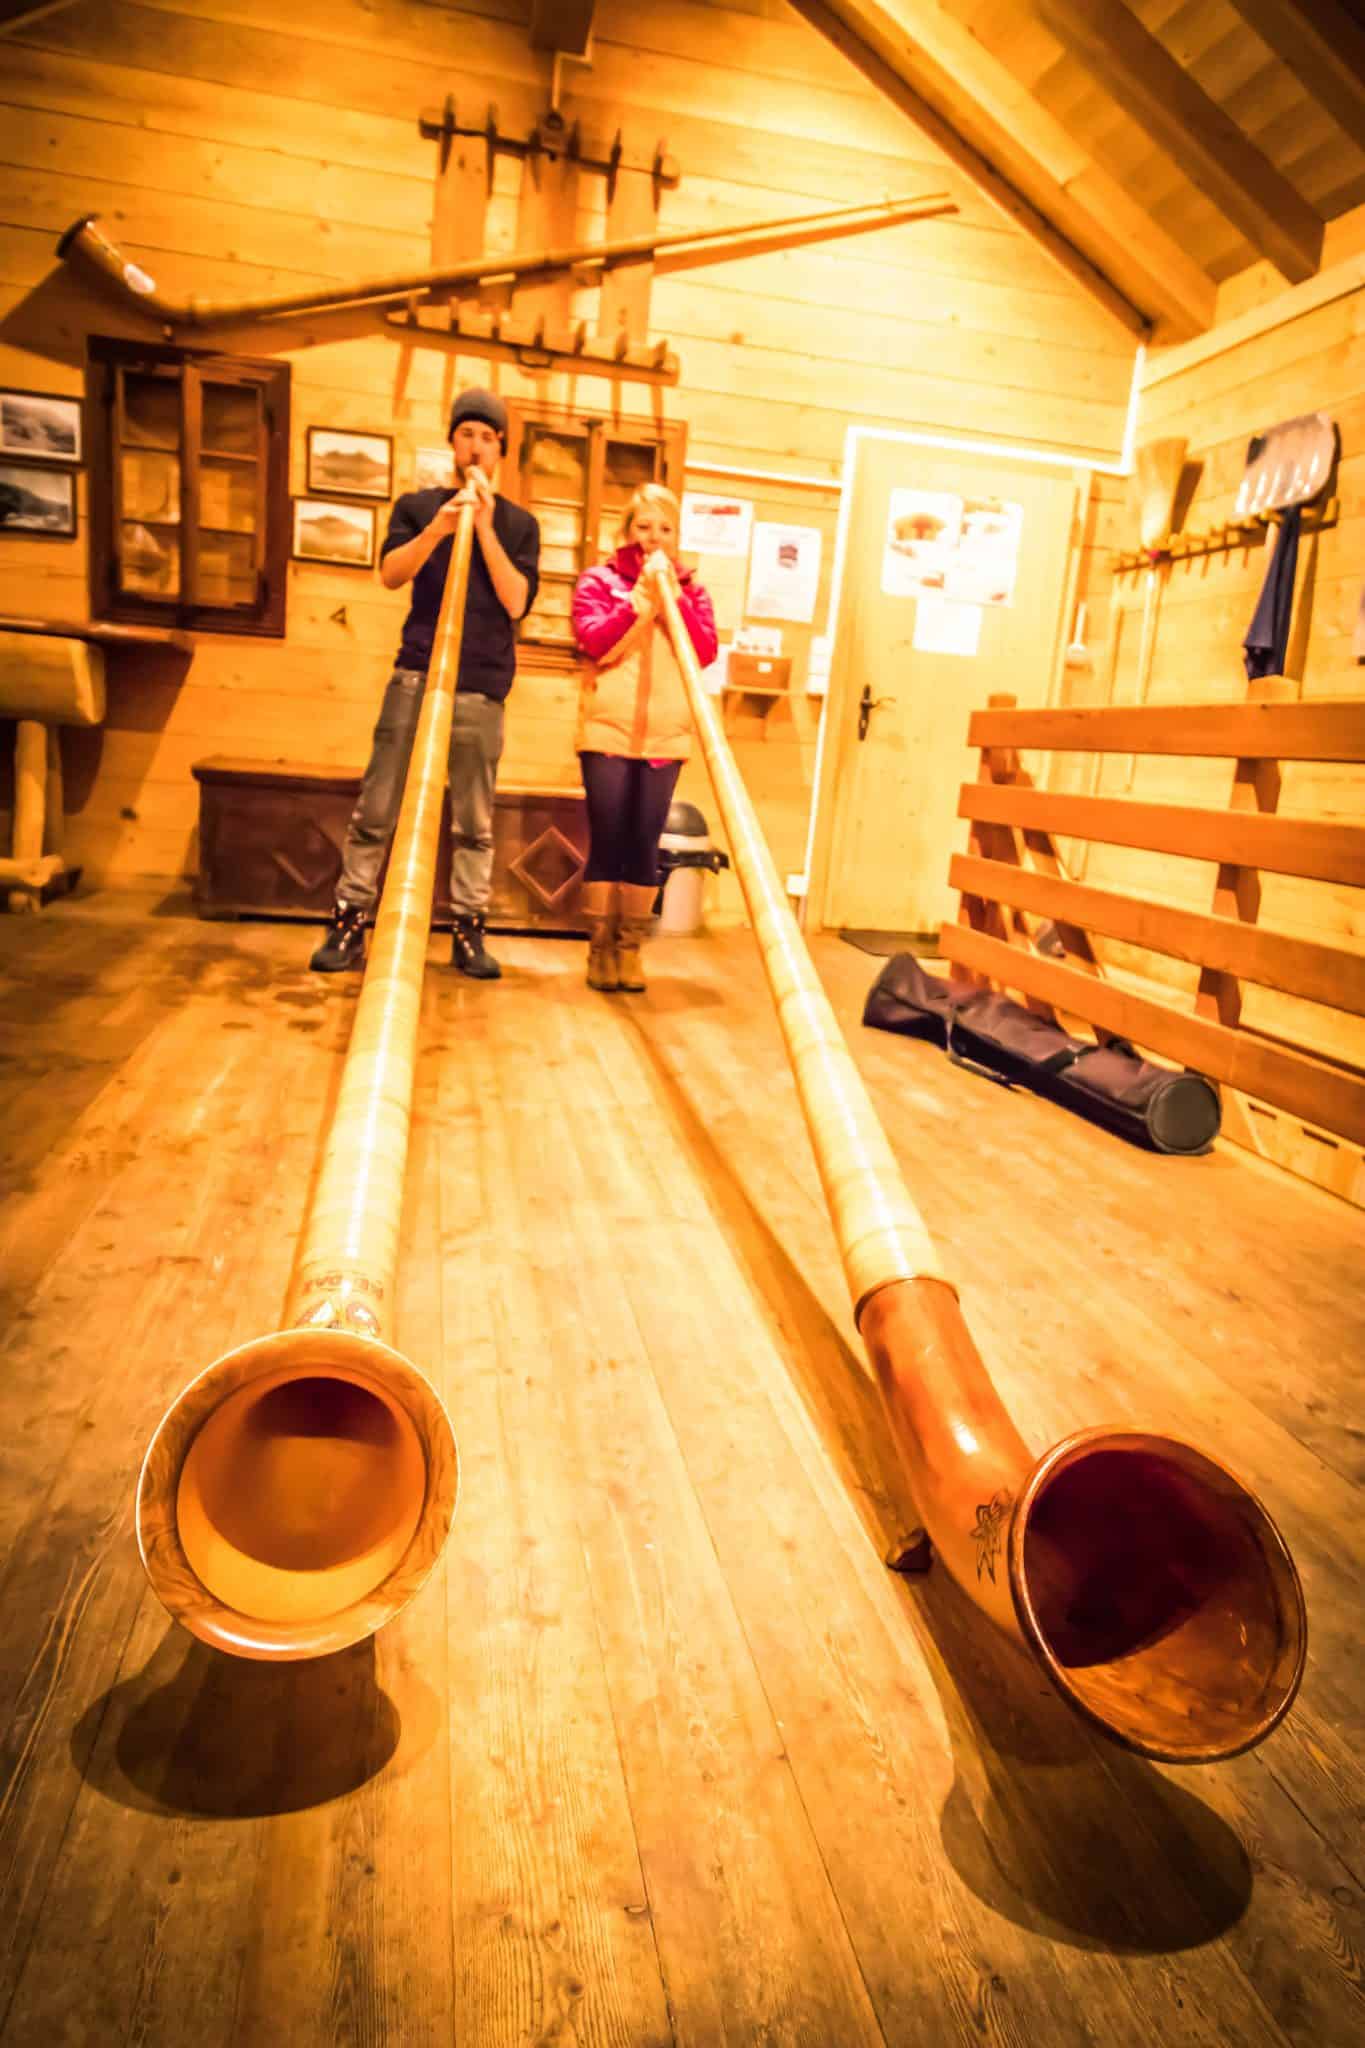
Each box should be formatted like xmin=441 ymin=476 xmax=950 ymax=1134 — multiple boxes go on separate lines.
xmin=509 ymin=825 xmax=584 ymax=908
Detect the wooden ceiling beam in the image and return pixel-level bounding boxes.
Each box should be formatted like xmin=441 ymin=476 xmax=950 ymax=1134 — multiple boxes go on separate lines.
xmin=529 ymin=0 xmax=595 ymax=58
xmin=0 ymin=0 xmax=80 ymax=30
xmin=787 ymin=0 xmax=1217 ymax=338
xmin=1037 ymin=0 xmax=1324 ymax=284
xmin=1224 ymin=0 xmax=1365 ymax=151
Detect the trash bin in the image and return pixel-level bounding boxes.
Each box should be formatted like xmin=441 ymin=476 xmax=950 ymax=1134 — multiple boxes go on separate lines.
xmin=656 ymin=800 xmax=729 ymax=935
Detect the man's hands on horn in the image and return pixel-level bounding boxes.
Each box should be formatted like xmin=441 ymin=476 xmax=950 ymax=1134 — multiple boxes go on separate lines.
xmin=449 ymin=462 xmax=496 ymax=535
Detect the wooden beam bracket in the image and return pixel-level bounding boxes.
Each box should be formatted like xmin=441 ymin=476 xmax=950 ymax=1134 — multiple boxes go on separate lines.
xmin=418 ymin=99 xmax=679 ymax=188
xmin=383 ymin=304 xmax=680 ymax=384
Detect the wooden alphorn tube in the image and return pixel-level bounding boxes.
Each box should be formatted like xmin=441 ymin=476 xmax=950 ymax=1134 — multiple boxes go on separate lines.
xmin=57 ymin=194 xmax=955 ymax=330
xmin=652 ymin=571 xmax=1306 ymax=1763
xmin=135 ymin=511 xmax=474 ymax=1659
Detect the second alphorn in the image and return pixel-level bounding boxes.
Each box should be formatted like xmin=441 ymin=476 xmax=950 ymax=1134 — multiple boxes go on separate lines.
xmin=651 ymin=566 xmax=1305 ymax=1764
xmin=134 ymin=506 xmax=478 ymax=1659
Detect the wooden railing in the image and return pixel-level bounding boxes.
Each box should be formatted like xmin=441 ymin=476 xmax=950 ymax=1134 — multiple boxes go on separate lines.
xmin=942 ymin=691 xmax=1365 ymax=1172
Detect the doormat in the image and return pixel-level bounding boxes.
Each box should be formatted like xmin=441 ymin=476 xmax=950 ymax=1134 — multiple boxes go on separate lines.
xmin=839 ymin=929 xmax=941 ymax=959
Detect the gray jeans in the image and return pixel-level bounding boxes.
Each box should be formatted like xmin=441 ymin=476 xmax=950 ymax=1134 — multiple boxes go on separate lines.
xmin=337 ymin=670 xmax=505 ymax=917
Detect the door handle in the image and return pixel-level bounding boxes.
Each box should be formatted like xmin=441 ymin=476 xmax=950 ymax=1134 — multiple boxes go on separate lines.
xmin=857 ymin=683 xmax=896 ymax=741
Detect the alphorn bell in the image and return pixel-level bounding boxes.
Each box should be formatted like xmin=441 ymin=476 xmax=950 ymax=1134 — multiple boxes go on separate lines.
xmin=651 ymin=568 xmax=1306 ymax=1763
xmin=135 ymin=510 xmax=475 ymax=1659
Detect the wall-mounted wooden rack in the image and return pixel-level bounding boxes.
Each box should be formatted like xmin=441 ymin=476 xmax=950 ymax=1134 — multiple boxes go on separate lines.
xmin=1113 ymin=496 xmax=1339 ymax=575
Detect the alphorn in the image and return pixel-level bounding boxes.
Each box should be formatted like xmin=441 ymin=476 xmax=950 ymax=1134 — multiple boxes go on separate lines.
xmin=135 ymin=512 xmax=475 ymax=1659
xmin=651 ymin=568 xmax=1306 ymax=1763
xmin=56 ymin=194 xmax=955 ymax=330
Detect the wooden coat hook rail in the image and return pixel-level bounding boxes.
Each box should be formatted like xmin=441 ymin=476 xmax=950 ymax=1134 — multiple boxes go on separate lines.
xmin=1114 ymin=497 xmax=1339 ymax=575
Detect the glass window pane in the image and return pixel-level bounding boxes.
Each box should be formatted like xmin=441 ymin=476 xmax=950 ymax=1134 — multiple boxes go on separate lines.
xmin=197 ymin=529 xmax=256 ymax=606
xmin=121 ymin=448 xmax=179 ymax=524
xmin=202 ymin=381 xmax=259 ymax=456
xmin=534 ymin=504 xmax=584 ymax=551
xmin=522 ymin=427 xmax=586 ymax=502
xmin=122 ymin=373 xmax=180 ymax=449
xmin=602 ymin=440 xmax=656 ymax=503
xmin=121 ymin=521 xmax=180 ymax=596
xmin=531 ymin=581 xmax=574 ymax=617
xmin=201 ymin=458 xmax=258 ymax=534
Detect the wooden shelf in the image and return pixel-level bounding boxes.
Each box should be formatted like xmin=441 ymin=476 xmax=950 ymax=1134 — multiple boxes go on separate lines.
xmin=722 ymin=684 xmax=791 ymax=725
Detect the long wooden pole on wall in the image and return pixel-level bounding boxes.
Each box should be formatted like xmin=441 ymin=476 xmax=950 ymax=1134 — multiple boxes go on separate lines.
xmin=651 ymin=566 xmax=1305 ymax=1766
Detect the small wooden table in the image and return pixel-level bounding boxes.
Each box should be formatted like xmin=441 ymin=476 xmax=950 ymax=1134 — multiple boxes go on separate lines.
xmin=0 ymin=616 xmax=192 ymax=912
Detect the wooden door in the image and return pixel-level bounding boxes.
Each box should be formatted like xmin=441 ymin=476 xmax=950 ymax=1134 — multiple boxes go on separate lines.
xmin=820 ymin=440 xmax=1078 ymax=933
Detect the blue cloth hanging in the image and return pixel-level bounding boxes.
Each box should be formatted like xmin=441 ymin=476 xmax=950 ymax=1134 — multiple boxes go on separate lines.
xmin=1243 ymin=505 xmax=1301 ymax=680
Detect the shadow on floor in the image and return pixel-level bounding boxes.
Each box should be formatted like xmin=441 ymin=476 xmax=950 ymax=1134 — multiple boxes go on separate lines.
xmin=919 ymin=1567 xmax=1252 ymax=1952
xmin=71 ymin=1627 xmax=406 ymax=1818
xmin=625 ymin=1008 xmax=1253 ymax=1955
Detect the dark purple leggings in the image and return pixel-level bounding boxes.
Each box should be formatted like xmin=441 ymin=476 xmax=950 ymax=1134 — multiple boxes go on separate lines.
xmin=578 ymin=751 xmax=682 ymax=885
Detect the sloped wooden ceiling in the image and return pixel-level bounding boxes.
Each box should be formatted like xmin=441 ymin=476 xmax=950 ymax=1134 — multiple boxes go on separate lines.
xmin=188 ymin=0 xmax=1365 ymax=347
xmin=771 ymin=0 xmax=1365 ymax=340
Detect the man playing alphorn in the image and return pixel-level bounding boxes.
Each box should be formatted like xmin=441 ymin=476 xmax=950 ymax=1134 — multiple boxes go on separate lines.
xmin=311 ymin=387 xmax=540 ymax=979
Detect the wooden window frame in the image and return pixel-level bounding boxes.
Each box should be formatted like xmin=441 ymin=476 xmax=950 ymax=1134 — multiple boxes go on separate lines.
xmin=88 ymin=338 xmax=290 ymax=637
xmin=500 ymin=399 xmax=686 ymax=669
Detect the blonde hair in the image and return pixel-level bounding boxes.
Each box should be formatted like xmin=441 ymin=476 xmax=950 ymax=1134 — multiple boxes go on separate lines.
xmin=616 ymin=481 xmax=680 ymax=547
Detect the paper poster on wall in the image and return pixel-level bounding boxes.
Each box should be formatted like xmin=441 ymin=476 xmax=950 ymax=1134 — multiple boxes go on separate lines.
xmin=700 ymin=640 xmax=729 ymax=695
xmin=946 ymin=497 xmax=1024 ymax=607
xmin=681 ymin=491 xmax=753 ymax=557
xmin=695 ymin=551 xmax=747 ymax=635
xmin=912 ymin=594 xmax=982 ymax=658
xmin=746 ymin=521 xmax=822 ymax=622
xmin=882 ymin=489 xmax=963 ymax=597
xmin=882 ymin=488 xmax=1024 ymax=606
xmin=734 ymin=624 xmax=783 ymax=656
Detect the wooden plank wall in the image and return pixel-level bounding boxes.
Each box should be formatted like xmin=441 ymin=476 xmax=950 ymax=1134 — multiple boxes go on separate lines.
xmin=1033 ymin=239 xmax=1365 ymax=1197
xmin=1067 ymin=264 xmax=1365 ymax=1081
xmin=0 ymin=0 xmax=1136 ymax=894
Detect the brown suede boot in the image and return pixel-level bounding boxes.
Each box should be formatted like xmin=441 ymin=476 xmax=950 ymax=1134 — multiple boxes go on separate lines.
xmin=580 ymin=880 xmax=619 ymax=990
xmin=615 ymin=883 xmax=657 ymax=992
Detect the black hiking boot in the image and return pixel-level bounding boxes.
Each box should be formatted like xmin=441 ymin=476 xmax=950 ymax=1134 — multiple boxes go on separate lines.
xmin=309 ymin=900 xmax=368 ymax=972
xmin=451 ymin=912 xmax=501 ymax=980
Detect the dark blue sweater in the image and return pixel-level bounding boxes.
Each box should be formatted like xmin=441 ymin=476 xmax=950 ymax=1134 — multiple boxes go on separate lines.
xmin=381 ymin=487 xmax=540 ymax=700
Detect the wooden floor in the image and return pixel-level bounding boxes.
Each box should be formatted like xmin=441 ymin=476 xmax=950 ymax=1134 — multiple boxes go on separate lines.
xmin=1 ymin=896 xmax=1362 ymax=2048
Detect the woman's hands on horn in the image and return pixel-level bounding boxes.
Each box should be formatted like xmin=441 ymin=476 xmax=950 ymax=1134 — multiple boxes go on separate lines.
xmin=634 ymin=547 xmax=681 ymax=614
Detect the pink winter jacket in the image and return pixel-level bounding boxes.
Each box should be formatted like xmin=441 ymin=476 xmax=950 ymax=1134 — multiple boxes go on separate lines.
xmin=571 ymin=542 xmax=720 ymax=761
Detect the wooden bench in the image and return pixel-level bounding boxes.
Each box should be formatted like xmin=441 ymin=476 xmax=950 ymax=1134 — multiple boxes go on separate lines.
xmin=944 ymin=687 xmax=1365 ymax=1203
xmin=0 ymin=616 xmax=190 ymax=913
xmin=191 ymin=756 xmax=590 ymax=931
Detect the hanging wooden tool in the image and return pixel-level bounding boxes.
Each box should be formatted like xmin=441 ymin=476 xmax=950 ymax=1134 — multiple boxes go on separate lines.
xmin=134 ymin=511 xmax=476 ymax=1659
xmin=650 ymin=562 xmax=1305 ymax=1765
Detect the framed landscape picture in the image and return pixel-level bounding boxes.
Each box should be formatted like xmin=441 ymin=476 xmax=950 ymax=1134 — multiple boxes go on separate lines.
xmin=413 ymin=444 xmax=455 ymax=490
xmin=292 ymin=496 xmax=376 ymax=568
xmin=0 ymin=389 xmax=83 ymax=463
xmin=305 ymin=426 xmax=392 ymax=500
xmin=0 ymin=461 xmax=77 ymax=535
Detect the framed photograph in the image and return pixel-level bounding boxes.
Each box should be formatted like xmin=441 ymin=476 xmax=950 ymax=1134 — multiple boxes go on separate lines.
xmin=0 ymin=388 xmax=83 ymax=463
xmin=0 ymin=461 xmax=77 ymax=536
xmin=413 ymin=444 xmax=454 ymax=490
xmin=305 ymin=426 xmax=392 ymax=500
xmin=292 ymin=495 xmax=376 ymax=568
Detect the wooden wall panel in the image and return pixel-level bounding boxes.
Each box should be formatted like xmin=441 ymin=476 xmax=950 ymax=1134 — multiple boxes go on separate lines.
xmin=0 ymin=0 xmax=1136 ymax=897
xmin=1047 ymin=273 xmax=1365 ymax=1162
